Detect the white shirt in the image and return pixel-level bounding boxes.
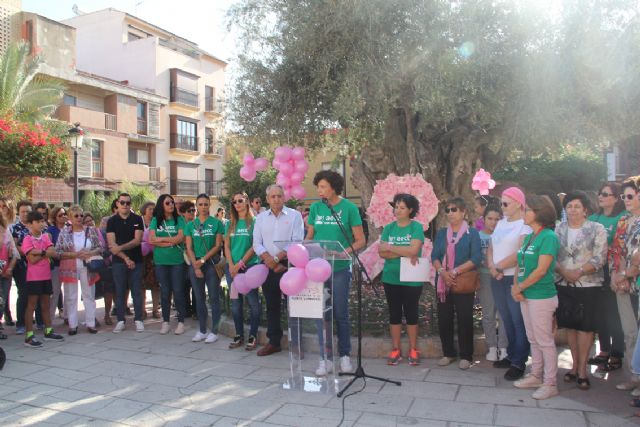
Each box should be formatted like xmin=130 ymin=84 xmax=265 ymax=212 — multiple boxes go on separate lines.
xmin=73 ymin=230 xmax=90 ymax=269
xmin=491 ymin=218 xmax=532 ymax=276
xmin=253 ymin=206 xmax=304 ymax=257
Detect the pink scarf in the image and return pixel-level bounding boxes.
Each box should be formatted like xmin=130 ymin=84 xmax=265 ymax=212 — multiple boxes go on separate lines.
xmin=437 ymin=221 xmax=469 ymax=302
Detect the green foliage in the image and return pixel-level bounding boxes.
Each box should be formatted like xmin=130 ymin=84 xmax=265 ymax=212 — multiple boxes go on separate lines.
xmin=80 ymin=182 xmax=157 ymax=219
xmin=220 ymin=153 xmax=277 ymax=209
xmin=120 ymin=182 xmax=158 ymax=213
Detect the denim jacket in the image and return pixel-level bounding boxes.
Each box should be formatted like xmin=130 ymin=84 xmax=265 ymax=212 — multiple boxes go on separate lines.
xmin=431 ymin=226 xmax=482 ymax=268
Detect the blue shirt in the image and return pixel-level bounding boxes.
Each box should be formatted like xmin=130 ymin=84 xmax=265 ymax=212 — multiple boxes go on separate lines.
xmin=431 ymin=226 xmax=482 ymax=268
xmin=253 ymin=206 xmax=304 ymax=257
xmin=46 ymin=225 xmax=62 ymax=267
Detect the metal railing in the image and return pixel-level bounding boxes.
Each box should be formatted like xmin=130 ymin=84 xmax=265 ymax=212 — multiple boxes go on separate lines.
xmin=91 ymin=160 xmax=103 ymax=178
xmin=205 ymin=96 xmax=219 ymax=113
xmin=170 ymin=86 xmax=199 ymax=108
xmin=104 ymin=113 xmax=117 ymax=131
xmin=170 ymin=179 xmax=224 ymax=197
xmin=204 ymin=138 xmax=224 ymax=156
xmin=170 ymin=133 xmax=199 ymax=152
xmin=137 ymin=119 xmax=147 ymax=135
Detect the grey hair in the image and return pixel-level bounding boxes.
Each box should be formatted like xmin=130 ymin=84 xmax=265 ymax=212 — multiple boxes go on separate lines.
xmin=265 ymin=184 xmax=284 ymax=196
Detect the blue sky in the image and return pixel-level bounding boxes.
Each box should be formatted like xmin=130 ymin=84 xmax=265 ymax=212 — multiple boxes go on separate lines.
xmin=22 ymin=0 xmax=238 ymax=62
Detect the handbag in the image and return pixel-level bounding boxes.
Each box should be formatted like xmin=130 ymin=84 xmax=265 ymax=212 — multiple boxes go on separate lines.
xmin=555 ymin=281 xmax=585 ymax=329
xmin=196 ymin=221 xmax=221 ymax=265
xmin=452 ymin=270 xmax=480 ymax=294
xmin=83 ymin=228 xmax=106 ymax=273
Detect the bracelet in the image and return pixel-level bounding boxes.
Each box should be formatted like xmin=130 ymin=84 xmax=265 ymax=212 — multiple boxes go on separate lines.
xmin=437 ymin=267 xmax=445 ymax=274
xmin=238 ymin=260 xmax=246 ymax=269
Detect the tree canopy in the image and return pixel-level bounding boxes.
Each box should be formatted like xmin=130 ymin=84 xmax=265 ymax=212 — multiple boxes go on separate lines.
xmin=228 ymin=0 xmax=640 ymax=211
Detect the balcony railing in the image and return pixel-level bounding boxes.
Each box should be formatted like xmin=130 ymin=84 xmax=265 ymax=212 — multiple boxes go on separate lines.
xmin=137 ymin=119 xmax=147 ymax=135
xmin=205 ymin=96 xmax=220 ymax=113
xmin=170 ymin=134 xmax=199 ymax=152
xmin=204 ymin=138 xmax=224 ymax=156
xmin=170 ymin=179 xmax=224 ymax=197
xmin=91 ymin=160 xmax=103 ymax=178
xmin=170 ymin=86 xmax=199 ymax=108
xmin=105 ymin=113 xmax=117 ymax=131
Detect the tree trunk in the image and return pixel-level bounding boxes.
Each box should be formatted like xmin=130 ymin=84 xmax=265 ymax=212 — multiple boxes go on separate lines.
xmin=351 ymin=108 xmax=500 ymax=236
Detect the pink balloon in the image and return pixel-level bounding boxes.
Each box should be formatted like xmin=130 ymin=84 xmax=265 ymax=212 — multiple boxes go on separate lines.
xmin=292 ymin=147 xmax=306 ymax=160
xmin=287 ymin=243 xmax=309 ymax=268
xmin=275 ymin=146 xmax=293 ymax=162
xmin=233 ymin=273 xmax=250 ymax=295
xmin=245 ymin=264 xmax=269 ymax=289
xmin=254 ymin=157 xmax=268 ymax=171
xmin=289 ymin=172 xmax=304 ymax=185
xmin=294 ymin=159 xmax=309 ymax=173
xmin=283 ymin=188 xmax=292 ymax=201
xmin=239 ymin=166 xmax=256 ymax=182
xmin=305 ymin=258 xmax=332 ymax=283
xmin=278 ymin=162 xmax=293 ymax=176
xmin=243 ymin=153 xmax=255 ymax=166
xmin=291 ymin=185 xmax=306 ymax=200
xmin=272 ymin=158 xmax=282 ymax=170
xmin=280 ymin=267 xmax=308 ymax=296
xmin=276 ymin=173 xmax=291 ymax=187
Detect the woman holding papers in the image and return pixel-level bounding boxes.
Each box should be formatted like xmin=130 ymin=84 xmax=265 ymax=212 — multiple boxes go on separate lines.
xmin=431 ymin=198 xmax=482 ymax=370
xmin=378 ymin=193 xmax=425 ymax=366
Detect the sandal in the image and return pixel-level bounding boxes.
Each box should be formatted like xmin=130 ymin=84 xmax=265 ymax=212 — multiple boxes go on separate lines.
xmin=577 ymin=377 xmax=591 ymax=390
xmin=602 ymin=357 xmax=622 ymax=371
xmin=587 ymin=354 xmax=609 ymax=365
xmin=564 ymin=372 xmax=578 ymax=383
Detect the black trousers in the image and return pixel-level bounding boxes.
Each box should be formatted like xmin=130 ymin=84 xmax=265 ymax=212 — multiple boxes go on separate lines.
xmin=263 ymin=269 xmax=285 ymax=347
xmin=438 ymin=292 xmax=475 ymax=361
xmin=597 ymin=286 xmax=625 ymax=357
xmin=14 ymin=263 xmax=42 ymax=328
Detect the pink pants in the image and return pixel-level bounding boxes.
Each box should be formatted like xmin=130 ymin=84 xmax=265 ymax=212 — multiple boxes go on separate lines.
xmin=520 ymin=296 xmax=558 ymax=386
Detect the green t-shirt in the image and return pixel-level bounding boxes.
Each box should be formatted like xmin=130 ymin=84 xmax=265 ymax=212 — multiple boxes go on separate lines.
xmin=307 ymin=198 xmax=362 ymax=271
xmin=185 ymin=216 xmax=224 ymax=259
xmin=517 ymin=228 xmax=559 ymax=299
xmin=224 ymin=219 xmax=259 ymax=266
xmin=588 ymin=211 xmax=627 ymax=246
xmin=149 ymin=216 xmax=186 ymax=265
xmin=381 ymin=220 xmax=425 ymax=287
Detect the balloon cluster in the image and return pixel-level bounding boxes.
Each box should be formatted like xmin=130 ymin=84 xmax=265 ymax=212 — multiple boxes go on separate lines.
xmin=280 ymin=244 xmax=332 ymax=296
xmin=232 ymin=264 xmax=269 ymax=295
xmin=272 ymin=146 xmax=309 ymax=201
xmin=471 ymin=168 xmax=496 ymax=196
xmin=239 ymin=154 xmax=269 ymax=182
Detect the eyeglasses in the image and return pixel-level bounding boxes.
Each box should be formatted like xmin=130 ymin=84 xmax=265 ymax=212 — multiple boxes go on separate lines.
xmin=501 ymin=202 xmax=510 ymax=208
xmin=57 ymin=213 xmax=67 ymax=217
xmin=620 ymin=194 xmax=636 ymax=201
xmin=599 ymin=191 xmax=614 ymax=198
xmin=187 ymin=208 xmax=196 ymax=213
xmin=233 ymin=199 xmax=246 ymax=204
xmin=119 ymin=200 xmax=131 ymax=206
xmin=444 ymin=207 xmax=458 ymax=213
xmin=164 ymin=200 xmax=175 ymax=206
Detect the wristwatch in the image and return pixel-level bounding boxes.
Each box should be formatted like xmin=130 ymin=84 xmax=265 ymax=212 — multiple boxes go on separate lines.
xmin=273 ymin=255 xmax=280 ymax=264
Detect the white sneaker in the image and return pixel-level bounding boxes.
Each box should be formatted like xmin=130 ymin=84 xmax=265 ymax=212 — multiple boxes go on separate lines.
xmin=135 ymin=321 xmax=144 ymax=332
xmin=499 ymin=348 xmax=508 ymax=360
xmin=514 ymin=374 xmax=543 ymax=389
xmin=459 ymin=359 xmax=471 ymax=370
xmin=486 ymin=347 xmax=499 ymax=362
xmin=205 ymin=332 xmax=218 ymax=343
xmin=174 ymin=322 xmax=185 ymax=335
xmin=632 ymin=387 xmax=640 ymax=397
xmin=438 ymin=356 xmax=456 ymax=366
xmin=112 ymin=321 xmax=125 ymax=333
xmin=532 ymin=385 xmax=558 ymax=400
xmin=160 ymin=322 xmax=170 ymax=335
xmin=315 ymin=359 xmax=334 ymax=376
xmin=340 ymin=355 xmax=353 ymax=373
xmin=192 ymin=331 xmax=207 ymax=342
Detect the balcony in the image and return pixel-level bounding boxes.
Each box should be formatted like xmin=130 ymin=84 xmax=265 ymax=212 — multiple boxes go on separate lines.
xmin=91 ymin=160 xmax=103 ymax=178
xmin=204 ymin=138 xmax=224 ymax=158
xmin=170 ymin=86 xmax=199 ymax=109
xmin=170 ymin=134 xmax=199 ymax=153
xmin=137 ymin=119 xmax=147 ymax=135
xmin=205 ymin=96 xmax=222 ymax=114
xmin=105 ymin=113 xmax=117 ymax=131
xmin=170 ymin=179 xmax=224 ymax=197
xmin=55 ymin=105 xmax=118 ymax=131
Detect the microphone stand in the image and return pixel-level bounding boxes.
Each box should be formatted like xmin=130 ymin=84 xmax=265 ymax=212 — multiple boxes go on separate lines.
xmin=321 ymin=198 xmax=401 ymax=398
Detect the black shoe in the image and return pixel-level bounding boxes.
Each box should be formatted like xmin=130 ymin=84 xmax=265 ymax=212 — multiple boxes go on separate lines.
xmin=24 ymin=335 xmax=43 ymax=348
xmin=44 ymin=331 xmax=64 ymax=342
xmin=504 ymin=366 xmax=525 ymax=381
xmin=5 ymin=319 xmax=15 ymax=327
xmin=0 ymin=347 xmax=5 ymax=370
xmin=68 ymin=327 xmax=78 ymax=336
xmin=493 ymin=358 xmax=511 ymax=368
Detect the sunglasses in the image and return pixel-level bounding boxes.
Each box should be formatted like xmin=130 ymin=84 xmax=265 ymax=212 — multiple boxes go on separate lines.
xmin=599 ymin=191 xmax=614 ymax=198
xmin=73 ymin=214 xmax=83 ymax=218
xmin=164 ymin=200 xmax=175 ymax=206
xmin=57 ymin=213 xmax=67 ymax=217
xmin=445 ymin=207 xmax=459 ymax=213
xmin=233 ymin=199 xmax=246 ymax=204
xmin=197 ymin=202 xmax=209 ymax=206
xmin=621 ymin=194 xmax=636 ymax=201
xmin=119 ymin=200 xmax=132 ymax=206
xmin=186 ymin=208 xmax=196 ymax=213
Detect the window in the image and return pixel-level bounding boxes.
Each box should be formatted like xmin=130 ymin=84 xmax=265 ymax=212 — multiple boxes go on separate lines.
xmin=170 ymin=68 xmax=199 ymax=107
xmin=90 ymin=139 xmax=103 ymax=178
xmin=128 ymin=144 xmax=150 ymax=165
xmin=205 ymin=86 xmax=216 ymax=112
xmin=136 ymin=101 xmax=147 ymax=135
xmin=63 ymin=94 xmax=77 ymax=106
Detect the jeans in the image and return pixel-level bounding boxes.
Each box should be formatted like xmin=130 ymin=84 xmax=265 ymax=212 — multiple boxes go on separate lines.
xmin=189 ymin=262 xmax=222 ymax=334
xmin=521 ymin=296 xmax=558 ymax=386
xmin=0 ymin=277 xmax=10 ymax=318
xmin=156 ymin=264 xmax=186 ymax=323
xmin=112 ymin=262 xmax=143 ymax=322
xmin=317 ymin=268 xmax=352 ymax=358
xmin=491 ymin=275 xmax=530 ymax=369
xmin=226 ymin=265 xmax=261 ymax=338
xmin=14 ymin=262 xmax=43 ymax=328
xmin=478 ymin=271 xmax=508 ymax=349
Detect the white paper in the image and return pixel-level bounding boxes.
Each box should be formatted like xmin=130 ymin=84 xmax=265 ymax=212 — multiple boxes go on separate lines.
xmin=399 ymin=257 xmax=431 ymax=282
xmin=288 ymin=281 xmax=324 ymax=318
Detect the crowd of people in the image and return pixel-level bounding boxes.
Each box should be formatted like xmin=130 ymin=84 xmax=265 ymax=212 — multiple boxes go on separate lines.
xmin=1 ymin=174 xmax=640 ymax=407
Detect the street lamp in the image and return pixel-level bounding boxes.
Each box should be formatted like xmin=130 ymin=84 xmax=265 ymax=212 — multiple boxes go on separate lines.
xmin=68 ymin=123 xmax=84 ymax=204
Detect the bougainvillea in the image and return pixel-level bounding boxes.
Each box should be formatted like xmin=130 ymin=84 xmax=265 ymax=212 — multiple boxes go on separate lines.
xmin=0 ymin=117 xmax=69 ymax=182
xmin=366 ymin=173 xmax=439 ymax=231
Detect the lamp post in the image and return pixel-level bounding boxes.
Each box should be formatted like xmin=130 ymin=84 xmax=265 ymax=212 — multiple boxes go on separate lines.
xmin=68 ymin=123 xmax=84 ymax=204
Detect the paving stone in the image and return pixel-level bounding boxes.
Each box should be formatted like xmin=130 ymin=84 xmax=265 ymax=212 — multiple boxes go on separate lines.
xmin=272 ymin=403 xmax=361 ymax=422
xmin=186 ymin=376 xmax=271 ymax=397
xmin=22 ymin=366 xmax=98 ymax=388
xmin=184 ymin=393 xmax=282 ymax=421
xmin=536 ymin=395 xmax=604 ymax=412
xmin=456 ymin=385 xmax=537 ymax=407
xmin=494 ymin=405 xmax=587 ymax=427
xmin=67 ymin=375 xmax=149 ymax=397
xmin=326 ymin=390 xmax=414 ymax=416
xmin=120 ymin=382 xmax=194 ymax=405
xmin=356 ymin=412 xmax=447 ymax=426
xmin=122 ymin=404 xmax=221 ymax=426
xmin=9 ymin=405 xmax=82 ymax=425
xmin=0 ymin=359 xmax=47 ymax=379
xmin=585 ymin=412 xmax=639 ymax=427
xmin=406 ymin=398 xmax=495 ymax=424
xmin=60 ymin=395 xmax=151 ymax=422
xmin=379 ymin=379 xmax=457 ymax=400
xmin=135 ymin=366 xmax=204 ymax=388
xmin=77 ymin=359 xmax=153 ymax=379
xmin=36 ymin=353 xmax=104 ymax=370
xmin=425 ymin=368 xmax=497 ymax=387
xmin=253 ymin=383 xmax=334 ymax=406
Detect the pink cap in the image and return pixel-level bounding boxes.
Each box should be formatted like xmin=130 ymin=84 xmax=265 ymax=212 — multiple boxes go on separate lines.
xmin=502 ymin=187 xmax=526 ymax=209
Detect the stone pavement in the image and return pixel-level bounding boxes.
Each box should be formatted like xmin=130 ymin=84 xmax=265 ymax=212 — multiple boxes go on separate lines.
xmin=1 ymin=309 xmax=640 ymax=427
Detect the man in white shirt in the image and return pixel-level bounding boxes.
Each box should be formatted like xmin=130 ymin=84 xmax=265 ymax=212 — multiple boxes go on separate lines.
xmin=253 ymin=185 xmax=304 ymax=356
